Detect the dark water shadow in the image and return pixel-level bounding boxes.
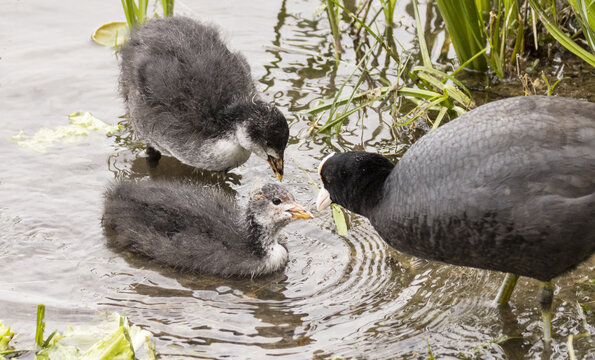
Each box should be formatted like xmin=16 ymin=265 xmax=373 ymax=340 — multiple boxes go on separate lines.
xmin=107 ymin=120 xmax=241 ymax=195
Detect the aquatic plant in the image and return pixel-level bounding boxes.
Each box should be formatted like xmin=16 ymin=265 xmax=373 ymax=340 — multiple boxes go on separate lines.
xmin=435 ymin=0 xmax=595 ymax=75
xmin=528 ymin=0 xmax=595 ymax=67
xmin=307 ymin=0 xmax=474 ymax=135
xmin=121 ymin=0 xmax=149 ymax=29
xmin=321 ymin=1 xmax=594 ymax=79
xmin=1 ymin=304 xmax=156 ymax=360
xmin=568 ymin=0 xmax=595 ymax=51
xmin=93 ymin=0 xmax=176 ymax=47
xmin=324 ymin=0 xmax=343 ymax=57
xmin=120 ymin=0 xmax=174 ymax=28
xmin=434 ymin=0 xmax=490 ymax=72
xmin=10 ymin=112 xmax=121 ymax=153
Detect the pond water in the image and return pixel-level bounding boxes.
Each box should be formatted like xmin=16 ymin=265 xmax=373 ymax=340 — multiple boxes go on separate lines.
xmin=1 ymin=0 xmax=593 ymax=359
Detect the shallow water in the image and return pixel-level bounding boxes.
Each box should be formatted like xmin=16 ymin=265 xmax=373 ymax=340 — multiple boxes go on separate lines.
xmin=1 ymin=0 xmax=594 ymax=359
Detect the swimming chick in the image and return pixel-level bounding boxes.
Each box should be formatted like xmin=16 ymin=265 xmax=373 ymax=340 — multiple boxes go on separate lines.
xmin=103 ymin=180 xmax=312 ymax=277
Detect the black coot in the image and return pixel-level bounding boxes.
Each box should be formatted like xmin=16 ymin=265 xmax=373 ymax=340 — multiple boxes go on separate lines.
xmin=119 ymin=16 xmax=289 ymax=180
xmin=103 ymin=180 xmax=312 ymax=277
xmin=316 ymin=96 xmax=595 ymax=341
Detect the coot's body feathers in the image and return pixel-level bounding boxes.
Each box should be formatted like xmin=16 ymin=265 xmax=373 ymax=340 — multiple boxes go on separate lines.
xmin=319 ymin=96 xmax=595 ymax=282
xmin=119 ymin=17 xmax=289 ymax=177
xmin=103 ymin=181 xmax=311 ymax=277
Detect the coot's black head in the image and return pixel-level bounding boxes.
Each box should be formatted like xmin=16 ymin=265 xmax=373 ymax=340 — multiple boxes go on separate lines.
xmin=316 ymin=151 xmax=394 ymax=216
xmin=247 ymin=183 xmax=312 ymax=229
xmin=232 ymin=100 xmax=289 ymax=180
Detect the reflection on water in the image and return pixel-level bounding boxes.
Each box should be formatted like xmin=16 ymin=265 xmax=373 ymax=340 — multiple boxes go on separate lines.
xmin=0 ymin=0 xmax=593 ymax=359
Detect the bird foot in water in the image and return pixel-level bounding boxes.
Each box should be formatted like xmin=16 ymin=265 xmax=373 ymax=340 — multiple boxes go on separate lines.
xmin=143 ymin=146 xmax=161 ymax=168
xmin=538 ymin=281 xmax=554 ymax=343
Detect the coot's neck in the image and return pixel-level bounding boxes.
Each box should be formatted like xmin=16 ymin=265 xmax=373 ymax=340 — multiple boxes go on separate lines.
xmin=244 ymin=212 xmax=283 ymax=257
xmin=354 ymin=170 xmax=392 ymax=219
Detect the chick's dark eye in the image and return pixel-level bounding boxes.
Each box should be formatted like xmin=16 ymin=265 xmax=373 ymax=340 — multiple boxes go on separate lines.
xmin=272 ymin=198 xmax=281 ymax=205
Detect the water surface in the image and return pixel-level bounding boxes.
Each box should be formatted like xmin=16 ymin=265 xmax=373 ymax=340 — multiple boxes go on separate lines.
xmin=1 ymin=0 xmax=593 ymax=359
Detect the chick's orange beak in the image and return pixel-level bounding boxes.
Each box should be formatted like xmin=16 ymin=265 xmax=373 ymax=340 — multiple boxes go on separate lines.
xmin=287 ymin=203 xmax=313 ymax=219
xmin=267 ymin=156 xmax=284 ymax=181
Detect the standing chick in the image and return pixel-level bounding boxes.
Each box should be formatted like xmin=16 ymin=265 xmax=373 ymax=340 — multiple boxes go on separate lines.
xmin=119 ymin=16 xmax=289 ymax=179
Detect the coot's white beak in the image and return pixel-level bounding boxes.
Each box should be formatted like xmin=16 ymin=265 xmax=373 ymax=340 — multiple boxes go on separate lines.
xmin=316 ymin=187 xmax=332 ymax=211
xmin=316 ymin=153 xmax=336 ymax=212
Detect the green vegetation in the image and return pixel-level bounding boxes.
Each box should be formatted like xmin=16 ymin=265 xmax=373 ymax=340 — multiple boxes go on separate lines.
xmin=307 ymin=0 xmax=475 ymax=136
xmin=435 ymin=0 xmax=489 ymax=72
xmin=92 ymin=22 xmax=129 ymax=47
xmin=434 ymin=0 xmax=595 ymax=73
xmin=528 ymin=0 xmax=595 ymax=67
xmin=568 ymin=0 xmax=595 ymax=52
xmin=310 ymin=0 xmax=594 ymax=135
xmin=10 ymin=112 xmax=121 ymax=153
xmin=93 ymin=0 xmax=175 ymax=47
xmin=120 ymin=0 xmax=149 ymax=29
xmin=331 ymin=203 xmax=349 ymax=236
xmin=0 ymin=305 xmax=156 ymax=360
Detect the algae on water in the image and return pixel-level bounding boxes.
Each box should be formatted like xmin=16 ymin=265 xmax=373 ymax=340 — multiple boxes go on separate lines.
xmin=10 ymin=112 xmax=121 ymax=153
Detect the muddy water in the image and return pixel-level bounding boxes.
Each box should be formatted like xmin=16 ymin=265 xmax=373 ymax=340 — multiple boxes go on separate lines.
xmin=1 ymin=0 xmax=593 ymax=359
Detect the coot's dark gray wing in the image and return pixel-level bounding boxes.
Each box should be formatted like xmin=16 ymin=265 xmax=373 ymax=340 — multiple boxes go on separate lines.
xmin=377 ymin=96 xmax=595 ymax=280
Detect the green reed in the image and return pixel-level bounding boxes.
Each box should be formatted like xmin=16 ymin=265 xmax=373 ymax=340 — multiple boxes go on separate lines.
xmin=567 ymin=0 xmax=595 ymax=52
xmin=308 ymin=0 xmax=476 ymax=135
xmin=435 ymin=0 xmax=489 ymax=72
xmin=435 ymin=0 xmax=595 ymax=76
xmin=120 ymin=0 xmax=148 ymax=28
xmin=162 ymin=0 xmax=175 ymax=17
xmin=380 ymin=0 xmax=397 ymax=25
xmin=529 ymin=0 xmax=595 ymax=67
xmin=120 ymin=0 xmax=174 ymax=28
xmin=325 ymin=0 xmax=343 ymax=57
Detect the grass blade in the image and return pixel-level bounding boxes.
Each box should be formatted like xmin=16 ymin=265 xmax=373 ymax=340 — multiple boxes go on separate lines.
xmin=435 ymin=0 xmax=488 ymax=71
xmin=528 ymin=0 xmax=595 ymax=67
xmin=412 ymin=0 xmax=432 ymax=67
xmin=35 ymin=304 xmax=45 ymax=347
xmin=162 ymin=0 xmax=175 ymax=17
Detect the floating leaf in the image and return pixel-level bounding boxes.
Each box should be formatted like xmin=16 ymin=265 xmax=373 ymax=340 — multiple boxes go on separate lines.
xmin=331 ymin=203 xmax=348 ymax=236
xmin=92 ymin=22 xmax=129 ymax=47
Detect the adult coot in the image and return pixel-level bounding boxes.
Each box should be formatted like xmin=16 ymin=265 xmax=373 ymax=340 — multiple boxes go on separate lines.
xmin=316 ymin=96 xmax=595 ymax=341
xmin=119 ymin=16 xmax=289 ymax=180
xmin=103 ymin=180 xmax=312 ymax=277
